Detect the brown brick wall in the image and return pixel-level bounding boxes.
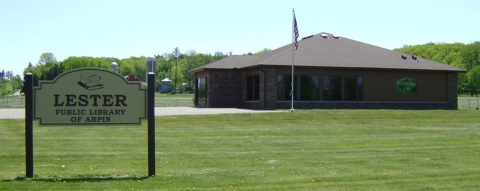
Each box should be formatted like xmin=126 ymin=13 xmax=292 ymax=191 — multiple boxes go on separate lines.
xmin=207 ymin=70 xmax=241 ymax=108
xmin=242 ymin=68 xmax=277 ymax=109
xmin=196 ymin=68 xmax=460 ymax=110
xmin=271 ymin=68 xmax=459 ymax=110
xmin=447 ymin=72 xmax=458 ymax=109
xmin=263 ymin=68 xmax=277 ymax=109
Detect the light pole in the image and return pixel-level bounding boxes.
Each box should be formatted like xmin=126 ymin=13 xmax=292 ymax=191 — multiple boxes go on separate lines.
xmin=173 ymin=47 xmax=179 ymax=94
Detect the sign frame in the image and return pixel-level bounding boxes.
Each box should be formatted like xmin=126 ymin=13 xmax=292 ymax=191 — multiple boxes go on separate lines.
xmin=24 ymin=68 xmax=156 ymax=178
xmin=33 ymin=68 xmax=146 ymax=126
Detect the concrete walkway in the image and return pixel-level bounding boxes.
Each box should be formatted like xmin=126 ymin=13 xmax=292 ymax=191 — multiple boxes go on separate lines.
xmin=0 ymin=107 xmax=279 ymax=119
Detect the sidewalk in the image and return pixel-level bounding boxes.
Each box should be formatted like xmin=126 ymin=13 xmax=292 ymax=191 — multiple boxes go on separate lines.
xmin=0 ymin=107 xmax=279 ymax=119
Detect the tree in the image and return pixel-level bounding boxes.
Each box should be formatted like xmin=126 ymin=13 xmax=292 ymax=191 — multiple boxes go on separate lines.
xmin=396 ymin=42 xmax=480 ymax=95
xmin=461 ymin=41 xmax=480 ymax=71
xmin=62 ymin=56 xmax=110 ymax=71
xmin=38 ymin=52 xmax=57 ymax=66
xmin=5 ymin=71 xmax=14 ymax=80
xmin=395 ymin=43 xmax=467 ymax=66
xmin=254 ymin=48 xmax=271 ymax=55
xmin=120 ymin=56 xmax=146 ymax=81
xmin=466 ymin=66 xmax=480 ymax=96
xmin=183 ymin=51 xmax=197 ymax=93
xmin=0 ymin=70 xmax=22 ymax=96
xmin=214 ymin=51 xmax=225 ymax=59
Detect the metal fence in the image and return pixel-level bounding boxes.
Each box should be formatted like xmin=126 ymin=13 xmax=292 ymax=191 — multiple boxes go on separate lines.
xmin=458 ymin=96 xmax=480 ymax=110
xmin=0 ymin=95 xmax=24 ymax=108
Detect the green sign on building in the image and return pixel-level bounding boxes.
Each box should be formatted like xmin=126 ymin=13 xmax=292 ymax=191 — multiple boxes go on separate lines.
xmin=396 ymin=77 xmax=417 ymax=94
xmin=34 ymin=68 xmax=146 ymax=125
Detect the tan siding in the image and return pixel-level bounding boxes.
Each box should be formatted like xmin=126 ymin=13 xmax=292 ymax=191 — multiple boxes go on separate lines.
xmin=364 ymin=71 xmax=447 ymax=102
xmin=276 ymin=68 xmax=447 ymax=102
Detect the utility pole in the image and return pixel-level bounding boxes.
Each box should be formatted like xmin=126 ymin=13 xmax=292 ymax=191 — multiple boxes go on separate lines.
xmin=173 ymin=47 xmax=179 ymax=94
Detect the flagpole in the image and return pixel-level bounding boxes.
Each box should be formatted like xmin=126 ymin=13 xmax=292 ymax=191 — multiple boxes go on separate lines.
xmin=290 ymin=9 xmax=295 ymax=112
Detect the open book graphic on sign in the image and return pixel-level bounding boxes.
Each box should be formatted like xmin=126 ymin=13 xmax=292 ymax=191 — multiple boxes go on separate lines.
xmin=78 ymin=73 xmax=104 ymax=90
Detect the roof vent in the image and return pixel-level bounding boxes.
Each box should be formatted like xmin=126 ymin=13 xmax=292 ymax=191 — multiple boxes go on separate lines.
xmin=320 ymin=33 xmax=329 ymax=38
xmin=302 ymin=35 xmax=314 ymax=40
xmin=412 ymin=55 xmax=417 ymax=60
xmin=332 ymin=34 xmax=341 ymax=39
xmin=401 ymin=55 xmax=407 ymax=59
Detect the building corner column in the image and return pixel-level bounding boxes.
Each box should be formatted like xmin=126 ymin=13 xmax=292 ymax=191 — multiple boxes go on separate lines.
xmin=263 ymin=68 xmax=276 ymax=109
xmin=447 ymin=72 xmax=458 ymax=109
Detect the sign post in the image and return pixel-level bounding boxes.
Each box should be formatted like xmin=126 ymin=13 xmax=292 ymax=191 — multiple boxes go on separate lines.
xmin=25 ymin=73 xmax=34 ymax=178
xmin=147 ymin=72 xmax=155 ymax=176
xmin=26 ymin=68 xmax=153 ymax=177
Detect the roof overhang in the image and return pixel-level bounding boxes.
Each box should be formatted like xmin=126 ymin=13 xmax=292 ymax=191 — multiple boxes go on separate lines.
xmin=188 ymin=32 xmax=466 ymax=74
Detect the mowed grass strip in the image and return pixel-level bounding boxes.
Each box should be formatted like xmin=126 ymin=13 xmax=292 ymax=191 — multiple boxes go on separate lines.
xmin=1 ymin=110 xmax=479 ymax=190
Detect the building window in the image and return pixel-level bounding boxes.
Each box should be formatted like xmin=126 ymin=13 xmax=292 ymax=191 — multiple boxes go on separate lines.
xmin=344 ymin=76 xmax=363 ymax=101
xmin=277 ymin=74 xmax=363 ymax=102
xmin=277 ymin=74 xmax=298 ymax=101
xmin=197 ymin=77 xmax=208 ymax=105
xmin=277 ymin=74 xmax=287 ymax=101
xmin=300 ymin=75 xmax=320 ymax=101
xmin=322 ymin=75 xmax=342 ymax=101
xmin=247 ymin=75 xmax=260 ymax=101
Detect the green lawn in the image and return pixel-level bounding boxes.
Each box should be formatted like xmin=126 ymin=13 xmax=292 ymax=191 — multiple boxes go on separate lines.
xmin=1 ymin=110 xmax=479 ymax=190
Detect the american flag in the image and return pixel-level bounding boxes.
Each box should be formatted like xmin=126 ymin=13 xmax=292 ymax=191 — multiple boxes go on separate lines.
xmin=293 ymin=13 xmax=299 ymax=50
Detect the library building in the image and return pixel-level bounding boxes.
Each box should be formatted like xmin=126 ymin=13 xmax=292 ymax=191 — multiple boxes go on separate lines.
xmin=189 ymin=33 xmax=464 ymax=109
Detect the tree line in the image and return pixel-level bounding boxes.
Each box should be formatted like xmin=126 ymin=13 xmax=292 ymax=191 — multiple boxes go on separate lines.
xmin=20 ymin=51 xmax=231 ymax=93
xmin=5 ymin=41 xmax=478 ymax=97
xmin=395 ymin=41 xmax=480 ymax=96
xmin=0 ymin=70 xmax=22 ymax=96
xmin=19 ymin=48 xmax=272 ymax=94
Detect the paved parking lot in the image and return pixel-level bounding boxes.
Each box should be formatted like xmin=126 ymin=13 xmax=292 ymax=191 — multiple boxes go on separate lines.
xmin=0 ymin=107 xmax=279 ymax=119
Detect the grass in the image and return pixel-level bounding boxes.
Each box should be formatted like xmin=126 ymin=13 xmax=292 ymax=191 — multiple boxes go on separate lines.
xmin=1 ymin=110 xmax=479 ymax=190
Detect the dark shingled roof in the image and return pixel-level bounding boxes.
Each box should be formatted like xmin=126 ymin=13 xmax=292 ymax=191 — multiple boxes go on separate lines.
xmin=190 ymin=32 xmax=465 ymax=73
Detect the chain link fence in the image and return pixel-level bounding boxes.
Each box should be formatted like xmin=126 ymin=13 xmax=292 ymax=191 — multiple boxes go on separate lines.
xmin=0 ymin=95 xmax=24 ymax=108
xmin=0 ymin=94 xmax=477 ymax=109
xmin=458 ymin=96 xmax=480 ymax=110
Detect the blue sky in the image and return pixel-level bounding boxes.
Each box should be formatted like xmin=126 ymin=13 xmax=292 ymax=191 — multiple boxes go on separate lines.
xmin=1 ymin=0 xmax=478 ymax=76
